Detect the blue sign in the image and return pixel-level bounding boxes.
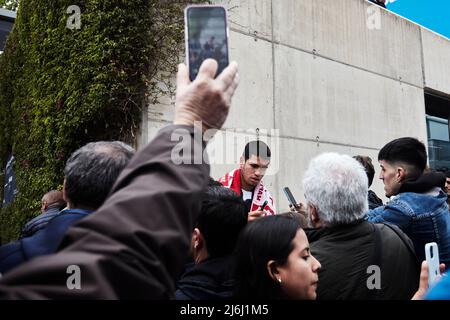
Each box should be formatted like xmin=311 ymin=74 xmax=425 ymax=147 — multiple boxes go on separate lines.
xmin=2 ymin=154 xmax=18 ymax=207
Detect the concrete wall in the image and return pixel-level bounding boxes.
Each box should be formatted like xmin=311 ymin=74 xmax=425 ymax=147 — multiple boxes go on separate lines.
xmin=140 ymin=0 xmax=450 ymax=212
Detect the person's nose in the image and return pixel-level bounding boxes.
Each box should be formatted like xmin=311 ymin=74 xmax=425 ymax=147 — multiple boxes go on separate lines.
xmin=311 ymin=255 xmax=321 ymax=272
xmin=379 ymin=171 xmax=384 ymax=180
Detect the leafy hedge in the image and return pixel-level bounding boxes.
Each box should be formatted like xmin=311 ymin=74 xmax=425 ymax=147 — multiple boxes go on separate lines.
xmin=0 ymin=0 xmax=204 ymax=242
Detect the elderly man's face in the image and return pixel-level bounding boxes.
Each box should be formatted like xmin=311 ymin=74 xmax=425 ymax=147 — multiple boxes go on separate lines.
xmin=379 ymin=160 xmax=402 ymax=197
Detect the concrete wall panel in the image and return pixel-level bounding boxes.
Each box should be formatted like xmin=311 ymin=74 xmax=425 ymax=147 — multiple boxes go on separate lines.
xmin=223 ymin=31 xmax=274 ymax=130
xmin=273 ymin=0 xmax=423 ymax=86
xmin=213 ymin=0 xmax=272 ymax=39
xmin=274 ymin=44 xmax=427 ymax=149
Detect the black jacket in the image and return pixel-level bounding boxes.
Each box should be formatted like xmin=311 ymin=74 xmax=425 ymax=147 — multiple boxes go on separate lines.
xmin=368 ymin=190 xmax=383 ymax=210
xmin=175 ymin=256 xmax=234 ymax=300
xmin=306 ymin=221 xmax=420 ymax=300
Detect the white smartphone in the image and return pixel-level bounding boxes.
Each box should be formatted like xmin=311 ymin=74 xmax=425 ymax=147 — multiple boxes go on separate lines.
xmin=425 ymin=242 xmax=441 ymax=287
xmin=184 ymin=5 xmax=230 ymax=81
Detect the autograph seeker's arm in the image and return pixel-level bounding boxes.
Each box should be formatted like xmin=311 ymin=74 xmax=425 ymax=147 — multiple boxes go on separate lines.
xmin=0 ymin=59 xmax=239 ymax=299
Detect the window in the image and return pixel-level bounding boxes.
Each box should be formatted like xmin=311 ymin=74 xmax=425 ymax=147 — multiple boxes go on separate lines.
xmin=0 ymin=8 xmax=16 ymax=53
xmin=425 ymin=91 xmax=450 ymax=171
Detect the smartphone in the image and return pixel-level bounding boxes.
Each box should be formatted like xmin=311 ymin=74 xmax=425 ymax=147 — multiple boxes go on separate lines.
xmin=425 ymin=242 xmax=441 ymax=287
xmin=184 ymin=5 xmax=230 ymax=81
xmin=260 ymin=200 xmax=268 ymax=211
xmin=283 ymin=187 xmax=298 ymax=208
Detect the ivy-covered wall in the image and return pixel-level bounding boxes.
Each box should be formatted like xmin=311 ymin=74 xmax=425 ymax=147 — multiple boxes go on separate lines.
xmin=0 ymin=0 xmax=203 ymax=242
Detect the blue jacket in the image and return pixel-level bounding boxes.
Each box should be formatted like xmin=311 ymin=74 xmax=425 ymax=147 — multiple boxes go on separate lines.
xmin=366 ymin=188 xmax=450 ymax=266
xmin=0 ymin=208 xmax=92 ymax=275
xmin=20 ymin=204 xmax=64 ymax=238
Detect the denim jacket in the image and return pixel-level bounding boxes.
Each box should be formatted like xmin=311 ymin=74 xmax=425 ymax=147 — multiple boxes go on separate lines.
xmin=366 ymin=188 xmax=450 ymax=266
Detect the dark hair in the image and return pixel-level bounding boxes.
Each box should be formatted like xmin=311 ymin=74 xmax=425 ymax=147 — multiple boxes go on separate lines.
xmin=64 ymin=141 xmax=135 ymax=209
xmin=353 ymin=155 xmax=375 ymax=187
xmin=208 ymin=177 xmax=223 ymax=187
xmin=197 ymin=186 xmax=248 ymax=258
xmin=233 ymin=215 xmax=301 ymax=299
xmin=445 ymin=171 xmax=450 ymax=179
xmin=243 ymin=141 xmax=271 ymax=161
xmin=378 ymin=137 xmax=427 ymax=179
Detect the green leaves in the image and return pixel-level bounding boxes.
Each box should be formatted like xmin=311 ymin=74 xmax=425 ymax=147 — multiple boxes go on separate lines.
xmin=0 ymin=0 xmax=205 ymax=242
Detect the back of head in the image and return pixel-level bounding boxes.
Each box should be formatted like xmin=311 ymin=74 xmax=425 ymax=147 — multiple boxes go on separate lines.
xmin=353 ymin=155 xmax=375 ymax=187
xmin=43 ymin=190 xmax=65 ymax=208
xmin=234 ymin=215 xmax=300 ymax=299
xmin=208 ymin=177 xmax=223 ymax=187
xmin=64 ymin=141 xmax=135 ymax=209
xmin=302 ymin=153 xmax=368 ymax=227
xmin=197 ymin=186 xmax=248 ymax=258
xmin=378 ymin=137 xmax=427 ymax=180
xmin=243 ymin=141 xmax=271 ymax=161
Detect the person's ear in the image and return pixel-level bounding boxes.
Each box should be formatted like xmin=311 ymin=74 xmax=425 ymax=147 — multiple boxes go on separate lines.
xmin=62 ymin=179 xmax=69 ymax=204
xmin=397 ymin=167 xmax=407 ymax=182
xmin=310 ymin=204 xmax=320 ymax=224
xmin=192 ymin=228 xmax=202 ymax=250
xmin=266 ymin=260 xmax=282 ymax=284
xmin=43 ymin=201 xmax=49 ymax=211
xmin=240 ymin=156 xmax=245 ymax=169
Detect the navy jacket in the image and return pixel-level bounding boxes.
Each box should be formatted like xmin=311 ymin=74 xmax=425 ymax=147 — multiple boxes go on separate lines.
xmin=20 ymin=204 xmax=64 ymax=238
xmin=0 ymin=209 xmax=92 ymax=275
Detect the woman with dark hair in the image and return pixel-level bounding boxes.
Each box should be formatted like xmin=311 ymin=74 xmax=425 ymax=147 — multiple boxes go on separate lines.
xmin=233 ymin=215 xmax=321 ymax=300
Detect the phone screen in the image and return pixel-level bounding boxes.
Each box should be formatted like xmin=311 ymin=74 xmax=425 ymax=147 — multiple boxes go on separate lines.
xmin=186 ymin=6 xmax=229 ymax=81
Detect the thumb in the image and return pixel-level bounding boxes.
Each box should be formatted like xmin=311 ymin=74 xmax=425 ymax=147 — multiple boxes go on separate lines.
xmin=176 ymin=63 xmax=190 ymax=91
xmin=419 ymin=261 xmax=429 ymax=290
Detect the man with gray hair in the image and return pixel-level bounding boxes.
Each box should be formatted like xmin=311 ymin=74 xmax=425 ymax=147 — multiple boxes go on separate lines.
xmin=303 ymin=152 xmax=419 ymax=299
xmin=0 ymin=141 xmax=135 ymax=274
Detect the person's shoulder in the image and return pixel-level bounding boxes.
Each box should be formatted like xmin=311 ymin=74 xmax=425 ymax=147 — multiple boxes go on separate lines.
xmin=382 ymin=194 xmax=416 ymax=215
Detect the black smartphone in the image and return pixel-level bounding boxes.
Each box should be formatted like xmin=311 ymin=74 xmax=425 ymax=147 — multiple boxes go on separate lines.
xmin=283 ymin=187 xmax=298 ymax=208
xmin=184 ymin=5 xmax=230 ymax=81
xmin=260 ymin=200 xmax=268 ymax=211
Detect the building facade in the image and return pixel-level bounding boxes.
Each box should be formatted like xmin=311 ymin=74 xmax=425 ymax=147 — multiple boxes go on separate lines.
xmin=140 ymin=0 xmax=450 ymax=211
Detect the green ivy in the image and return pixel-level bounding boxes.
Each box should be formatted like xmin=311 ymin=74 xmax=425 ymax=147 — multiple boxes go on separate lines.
xmin=0 ymin=0 xmax=204 ymax=242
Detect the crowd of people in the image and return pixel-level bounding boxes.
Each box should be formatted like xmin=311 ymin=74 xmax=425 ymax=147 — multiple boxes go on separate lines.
xmin=0 ymin=58 xmax=449 ymax=300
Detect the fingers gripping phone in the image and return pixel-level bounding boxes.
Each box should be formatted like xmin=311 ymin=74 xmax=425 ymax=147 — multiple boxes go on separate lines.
xmin=184 ymin=5 xmax=230 ymax=81
xmin=283 ymin=187 xmax=299 ymax=208
xmin=425 ymin=242 xmax=441 ymax=287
